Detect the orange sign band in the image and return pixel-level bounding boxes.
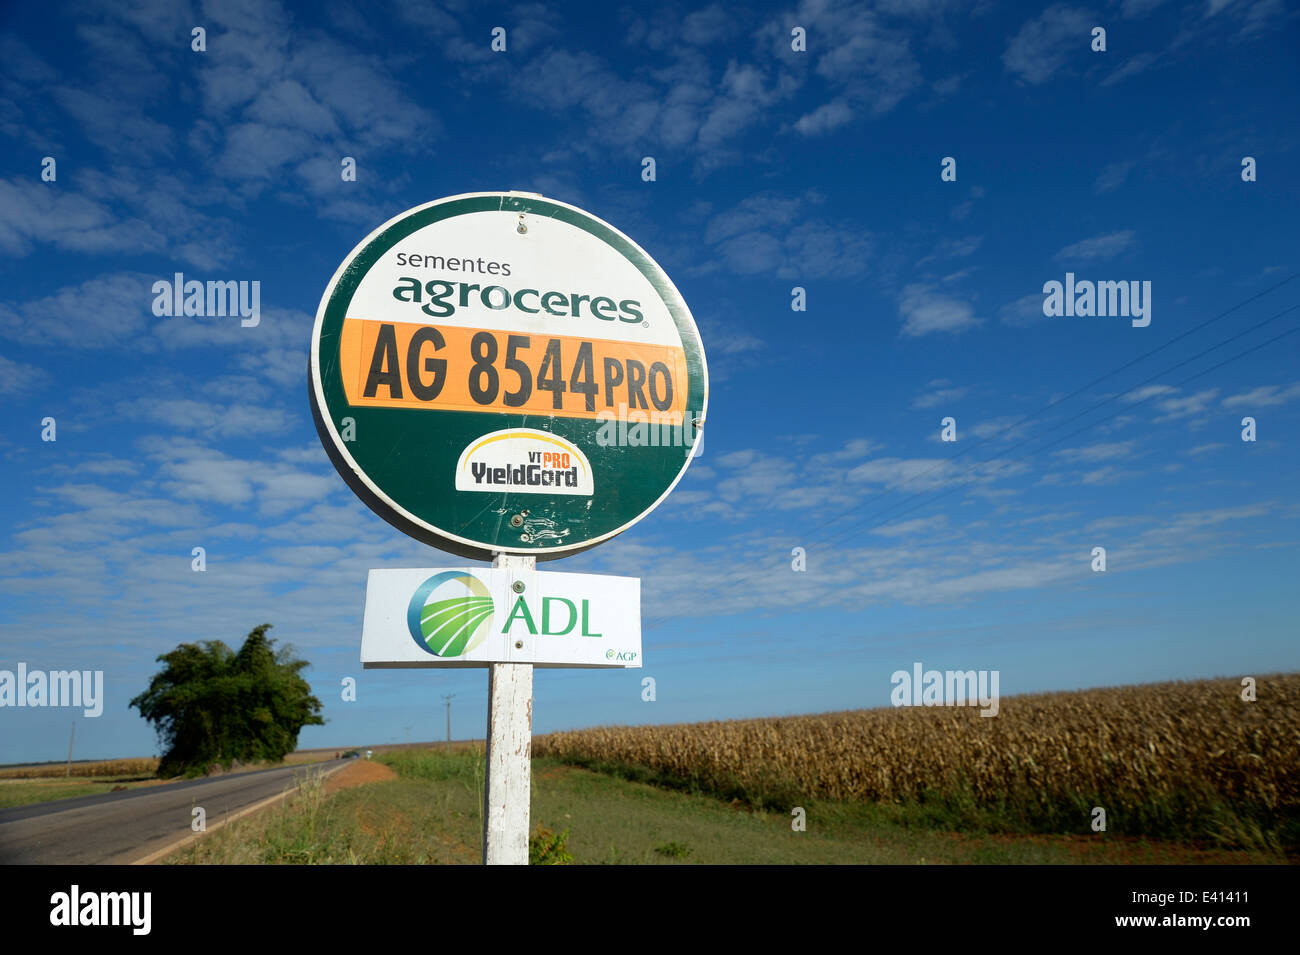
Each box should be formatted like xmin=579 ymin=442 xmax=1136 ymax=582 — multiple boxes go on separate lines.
xmin=339 ymin=317 xmax=689 ymax=421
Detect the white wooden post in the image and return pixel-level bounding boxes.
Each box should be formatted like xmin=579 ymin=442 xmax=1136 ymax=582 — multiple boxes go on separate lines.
xmin=483 ymin=553 xmax=534 ymax=865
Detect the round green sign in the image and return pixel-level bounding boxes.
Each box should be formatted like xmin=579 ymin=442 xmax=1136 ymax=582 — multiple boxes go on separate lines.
xmin=309 ymin=192 xmax=709 ymax=561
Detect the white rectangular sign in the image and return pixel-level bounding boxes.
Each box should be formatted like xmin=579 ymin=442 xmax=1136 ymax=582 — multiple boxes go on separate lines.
xmin=361 ymin=567 xmax=641 ymax=668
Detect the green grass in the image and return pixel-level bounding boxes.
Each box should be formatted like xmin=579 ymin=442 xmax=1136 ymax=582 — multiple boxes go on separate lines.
xmin=166 ymin=759 xmax=479 ymax=864
xmin=161 ymin=748 xmax=1287 ymax=865
xmin=550 ymin=752 xmax=1298 ymax=853
xmin=0 ymin=775 xmax=165 ymax=809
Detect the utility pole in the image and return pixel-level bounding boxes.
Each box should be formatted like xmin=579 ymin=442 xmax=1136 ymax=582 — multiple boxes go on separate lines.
xmin=442 ymin=694 xmax=455 ymax=751
xmin=65 ymin=721 xmax=75 ymax=777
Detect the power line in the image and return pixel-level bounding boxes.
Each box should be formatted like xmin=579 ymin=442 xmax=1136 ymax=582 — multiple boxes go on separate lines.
xmin=799 ymin=270 xmax=1300 ymax=541
xmin=642 ymin=284 xmax=1299 ymax=630
xmin=644 ymin=318 xmax=1299 ymax=636
xmin=808 ymin=318 xmax=1300 ymax=554
xmin=807 ymin=301 xmax=1300 ymax=553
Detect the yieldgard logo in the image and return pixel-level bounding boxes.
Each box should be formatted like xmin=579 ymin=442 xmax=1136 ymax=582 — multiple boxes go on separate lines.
xmin=1042 ymin=272 xmax=1151 ymax=327
xmin=890 ymin=662 xmax=1000 ymax=717
xmin=456 ymin=429 xmax=593 ymax=495
xmin=151 ymin=272 xmax=260 ymax=327
xmin=0 ymin=664 xmax=103 ymax=717
xmin=596 ymin=404 xmax=703 ymax=458
xmin=407 ymin=572 xmax=495 ymax=657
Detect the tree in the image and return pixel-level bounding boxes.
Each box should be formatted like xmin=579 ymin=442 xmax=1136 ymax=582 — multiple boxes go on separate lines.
xmin=130 ymin=624 xmax=324 ymax=777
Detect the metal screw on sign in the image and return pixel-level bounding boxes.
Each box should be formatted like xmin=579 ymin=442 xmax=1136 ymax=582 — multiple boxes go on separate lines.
xmin=512 ymin=580 xmax=525 ymax=594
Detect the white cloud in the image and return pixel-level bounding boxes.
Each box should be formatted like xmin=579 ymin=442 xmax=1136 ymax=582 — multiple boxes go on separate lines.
xmin=793 ymin=99 xmax=853 ymax=136
xmin=1077 ymin=465 xmax=1139 ymax=485
xmin=913 ymin=384 xmax=968 ymax=409
xmin=0 ymin=354 xmax=48 ymax=395
xmin=999 ymin=293 xmax=1044 ymax=327
xmin=1093 ymin=160 xmax=1135 ymax=194
xmin=1054 ymin=230 xmax=1137 ymax=262
xmin=931 ymin=73 xmax=963 ymax=96
xmin=1122 ymin=0 xmax=1169 ymax=14
xmin=1222 ymin=383 xmax=1300 ymax=410
xmin=847 ymin=456 xmax=953 ymax=490
xmin=970 ymin=416 xmax=1032 ymax=440
xmin=77 ymin=457 xmax=143 ymax=476
xmin=949 ymin=185 xmax=985 ymax=222
xmin=1239 ymin=0 xmax=1286 ymax=36
xmin=142 ymin=437 xmax=338 ymax=515
xmin=871 ymin=515 xmax=948 ymax=537
xmin=0 ymin=274 xmax=311 ymax=358
xmin=1102 ymin=52 xmax=1159 ymax=87
xmin=115 ymin=397 xmax=296 ymax=437
xmin=681 ymin=4 xmax=733 ymax=44
xmin=702 ymin=192 xmax=874 ymax=279
xmin=1053 ymin=441 xmax=1137 ymax=463
xmin=1003 ymin=5 xmax=1096 ymax=85
xmin=186 ymin=7 xmax=438 ymax=198
xmin=917 ymin=234 xmax=984 ymax=266
xmin=1127 ymin=384 xmax=1178 ymax=402
xmin=1122 ymin=384 xmax=1219 ymax=423
xmin=0 ymin=179 xmax=165 ymax=260
xmin=1155 ymin=388 xmax=1220 ymax=421
xmin=51 ymin=86 xmax=175 ymax=159
xmin=810 ymin=438 xmax=882 ymax=464
xmin=802 ymin=1 xmax=923 ymax=115
xmin=898 ymin=284 xmax=981 ymax=337
xmin=0 ymin=273 xmax=154 ymax=348
xmin=551 ymin=0 xmax=929 ymax=160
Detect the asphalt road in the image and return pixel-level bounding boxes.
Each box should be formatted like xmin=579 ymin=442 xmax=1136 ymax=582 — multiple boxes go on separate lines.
xmin=0 ymin=759 xmax=348 ymax=864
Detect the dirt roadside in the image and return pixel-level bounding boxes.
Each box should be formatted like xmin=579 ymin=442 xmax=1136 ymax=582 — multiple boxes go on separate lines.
xmin=324 ymin=759 xmax=397 ymax=795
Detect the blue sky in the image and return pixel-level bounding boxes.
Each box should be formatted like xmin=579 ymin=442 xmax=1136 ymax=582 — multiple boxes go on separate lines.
xmin=1 ymin=0 xmax=1298 ymax=763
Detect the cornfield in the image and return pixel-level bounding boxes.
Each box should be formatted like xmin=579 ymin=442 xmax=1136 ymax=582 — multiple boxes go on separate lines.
xmin=535 ymin=675 xmax=1300 ymax=839
xmin=0 ymin=757 xmax=159 ymax=780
